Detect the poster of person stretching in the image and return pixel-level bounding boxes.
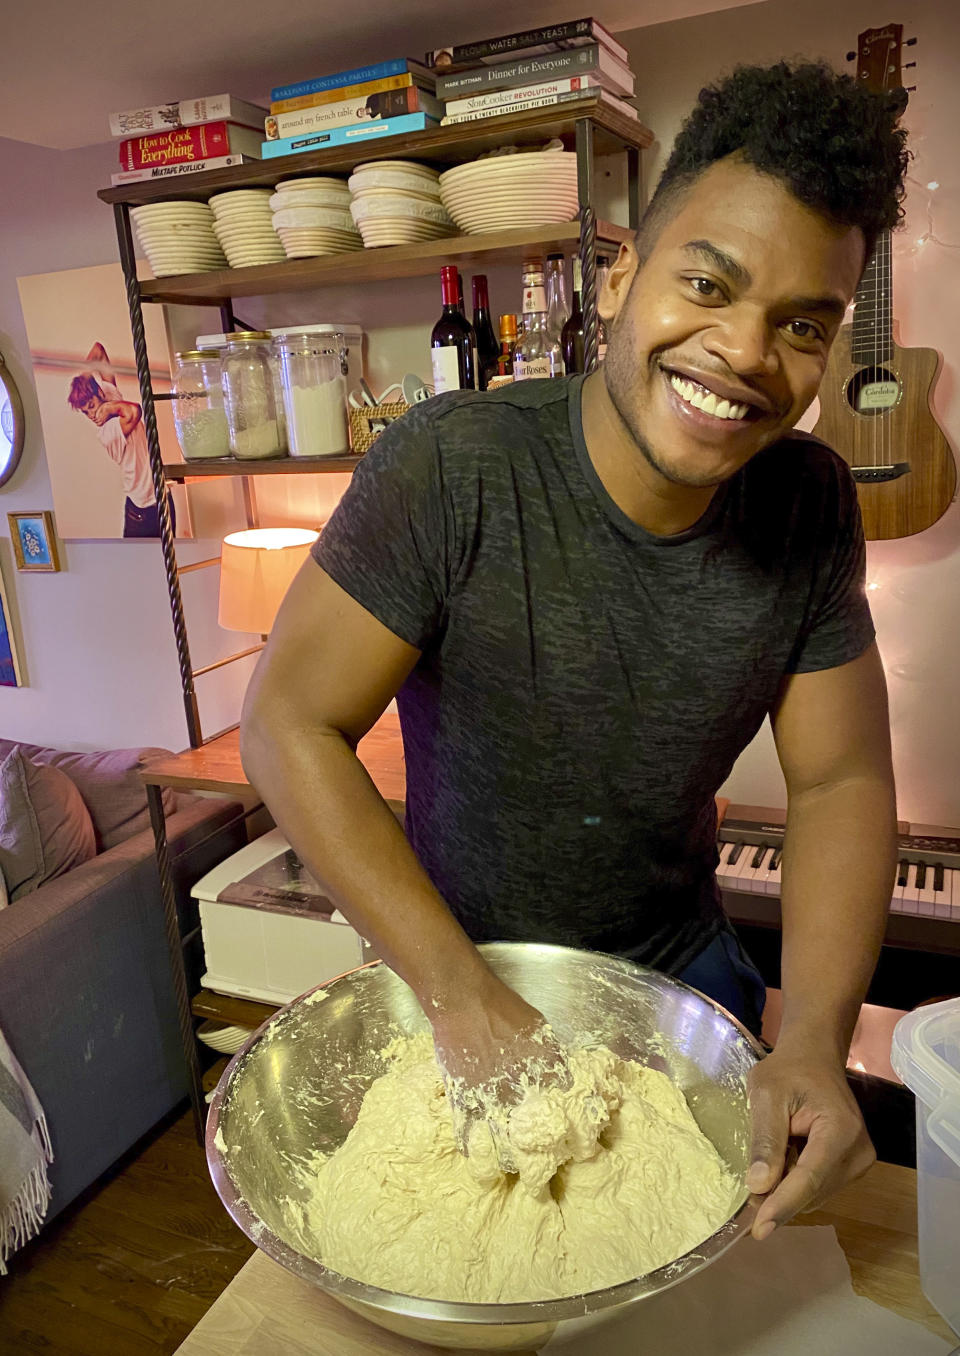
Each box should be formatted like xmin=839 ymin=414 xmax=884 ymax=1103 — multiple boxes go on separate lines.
xmin=17 ymin=262 xmax=190 ymax=540
xmin=67 ymin=342 xmax=177 ymax=537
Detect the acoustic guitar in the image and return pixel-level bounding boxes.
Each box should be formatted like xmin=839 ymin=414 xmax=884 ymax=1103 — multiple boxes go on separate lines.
xmin=812 ymin=23 xmax=956 ymax=539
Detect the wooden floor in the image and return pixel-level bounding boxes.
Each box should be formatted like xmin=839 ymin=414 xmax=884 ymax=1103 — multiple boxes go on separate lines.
xmin=0 ymin=1104 xmax=254 ymax=1355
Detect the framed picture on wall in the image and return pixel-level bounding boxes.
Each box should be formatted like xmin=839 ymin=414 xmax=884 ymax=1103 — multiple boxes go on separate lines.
xmin=16 ymin=262 xmax=192 ymax=541
xmin=0 ymin=351 xmax=26 ymax=489
xmin=8 ymin=511 xmax=61 ymax=572
xmin=0 ymin=562 xmax=22 ymax=686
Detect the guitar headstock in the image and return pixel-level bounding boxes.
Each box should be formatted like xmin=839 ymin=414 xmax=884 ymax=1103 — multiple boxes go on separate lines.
xmin=848 ymin=23 xmax=915 ymax=112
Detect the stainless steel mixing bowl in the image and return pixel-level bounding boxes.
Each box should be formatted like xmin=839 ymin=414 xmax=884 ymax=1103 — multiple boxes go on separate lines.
xmin=207 ymin=942 xmax=764 ymax=1351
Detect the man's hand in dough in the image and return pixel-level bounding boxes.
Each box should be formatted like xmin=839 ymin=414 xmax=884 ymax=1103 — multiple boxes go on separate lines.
xmin=431 ymin=978 xmax=572 ymax=1172
xmin=745 ymin=1046 xmax=875 ymax=1240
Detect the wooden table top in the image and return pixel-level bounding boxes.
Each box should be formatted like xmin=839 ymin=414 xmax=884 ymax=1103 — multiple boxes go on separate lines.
xmin=141 ymin=710 xmax=405 ymax=805
xmin=142 ymin=718 xmax=732 ymax=826
xmin=174 ymin=1160 xmax=955 ymax=1354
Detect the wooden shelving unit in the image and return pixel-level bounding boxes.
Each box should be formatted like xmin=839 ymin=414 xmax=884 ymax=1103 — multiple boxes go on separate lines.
xmin=102 ymin=101 xmax=649 ymax=750
xmin=138 ymin=220 xmax=633 ymax=305
xmin=163 ymin=455 xmax=362 ymax=479
xmin=192 ymin=990 xmax=279 ymax=1029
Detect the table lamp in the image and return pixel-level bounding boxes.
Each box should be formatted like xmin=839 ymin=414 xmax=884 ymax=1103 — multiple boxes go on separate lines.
xmin=218 ymin=527 xmax=319 ymax=634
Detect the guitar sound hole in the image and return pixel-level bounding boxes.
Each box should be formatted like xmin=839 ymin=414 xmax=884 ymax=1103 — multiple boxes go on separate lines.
xmin=846 ymin=366 xmax=901 ymax=416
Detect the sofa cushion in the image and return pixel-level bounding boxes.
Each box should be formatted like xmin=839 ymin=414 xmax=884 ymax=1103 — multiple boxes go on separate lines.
xmin=0 ymin=741 xmax=176 ymax=851
xmin=0 ymin=747 xmax=97 ymax=901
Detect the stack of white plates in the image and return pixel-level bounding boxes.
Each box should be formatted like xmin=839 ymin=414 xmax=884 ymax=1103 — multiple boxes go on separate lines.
xmin=197 ymin=1021 xmax=249 ymax=1055
xmin=209 ymin=188 xmax=286 ymax=268
xmin=270 ymin=177 xmax=362 ymax=258
xmin=348 ymin=160 xmax=455 ymax=248
xmin=131 ymin=202 xmax=227 ymax=276
xmin=439 ymin=151 xmax=579 ymax=234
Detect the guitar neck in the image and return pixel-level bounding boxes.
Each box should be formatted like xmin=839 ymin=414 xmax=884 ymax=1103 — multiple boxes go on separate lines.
xmin=848 ymin=23 xmax=906 ymax=368
xmin=851 ymin=228 xmax=893 ymax=364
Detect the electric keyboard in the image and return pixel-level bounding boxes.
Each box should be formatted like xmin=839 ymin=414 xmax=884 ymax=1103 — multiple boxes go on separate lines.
xmin=717 ymin=812 xmax=960 ymax=956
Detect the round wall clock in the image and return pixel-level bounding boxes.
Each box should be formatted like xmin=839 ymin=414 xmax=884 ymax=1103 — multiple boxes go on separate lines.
xmin=0 ymin=352 xmax=25 ymax=489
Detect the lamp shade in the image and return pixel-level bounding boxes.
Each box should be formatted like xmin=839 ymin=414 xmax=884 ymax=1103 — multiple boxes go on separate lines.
xmin=218 ymin=527 xmax=319 ymax=634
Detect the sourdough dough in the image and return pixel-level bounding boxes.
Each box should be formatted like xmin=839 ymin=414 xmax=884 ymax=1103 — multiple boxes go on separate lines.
xmin=284 ymin=1034 xmax=741 ymax=1303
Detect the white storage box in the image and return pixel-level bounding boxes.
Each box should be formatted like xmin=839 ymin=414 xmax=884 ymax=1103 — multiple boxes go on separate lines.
xmin=192 ymin=827 xmax=375 ymax=1005
xmin=891 ymin=997 xmax=960 ymax=1335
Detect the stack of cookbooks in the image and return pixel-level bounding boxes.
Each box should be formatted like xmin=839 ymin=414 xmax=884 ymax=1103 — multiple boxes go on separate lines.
xmin=108 ymin=94 xmax=267 ymax=185
xmin=427 ymin=18 xmax=638 ymax=126
xmin=262 ymin=59 xmax=440 ymax=160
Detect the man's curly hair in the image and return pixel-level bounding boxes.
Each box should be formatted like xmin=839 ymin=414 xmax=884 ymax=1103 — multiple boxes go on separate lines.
xmin=638 ymin=60 xmax=910 ymax=264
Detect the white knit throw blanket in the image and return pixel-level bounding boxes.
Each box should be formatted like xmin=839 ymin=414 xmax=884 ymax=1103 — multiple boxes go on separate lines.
xmin=0 ymin=1028 xmax=53 ymax=1274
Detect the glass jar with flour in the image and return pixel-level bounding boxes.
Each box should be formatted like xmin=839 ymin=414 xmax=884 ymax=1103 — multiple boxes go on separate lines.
xmin=172 ymin=350 xmax=230 ymax=460
xmin=273 ymin=328 xmax=349 ymax=458
xmin=221 ymin=331 xmax=284 ymax=460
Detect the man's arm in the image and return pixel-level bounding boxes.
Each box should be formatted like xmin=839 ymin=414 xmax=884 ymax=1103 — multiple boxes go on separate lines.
xmin=84 ymin=342 xmax=112 ymax=387
xmin=240 ymin=559 xmax=550 ymax=1071
xmin=94 ymin=398 xmax=141 ymax=438
xmin=747 ymin=641 xmax=897 ymax=1238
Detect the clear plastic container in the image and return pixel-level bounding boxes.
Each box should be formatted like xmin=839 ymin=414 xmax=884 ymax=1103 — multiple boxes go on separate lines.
xmin=891 ymin=998 xmax=960 ymax=1335
xmin=273 ymin=327 xmax=349 ymax=458
xmin=172 ymin=350 xmax=230 ymax=460
xmin=220 ymin=331 xmax=284 ymax=460
xmin=196 ymin=331 xmax=288 ymax=454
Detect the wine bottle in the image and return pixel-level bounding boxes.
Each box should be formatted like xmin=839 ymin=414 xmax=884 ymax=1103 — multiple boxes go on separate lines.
xmin=498 ymin=314 xmax=518 ymax=377
xmin=544 ymin=253 xmax=570 ymax=347
xmin=471 ymin=275 xmax=499 ymax=391
xmin=513 ymin=260 xmax=562 ymax=382
xmin=430 ymin=265 xmax=477 ymax=393
xmin=561 ymin=257 xmax=585 ymax=375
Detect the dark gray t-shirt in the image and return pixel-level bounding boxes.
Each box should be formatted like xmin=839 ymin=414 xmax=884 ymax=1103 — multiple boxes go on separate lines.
xmin=312 ymin=375 xmax=874 ymax=972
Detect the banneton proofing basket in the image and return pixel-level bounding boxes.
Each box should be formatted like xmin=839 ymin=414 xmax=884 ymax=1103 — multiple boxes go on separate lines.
xmin=207 ymin=942 xmax=763 ymax=1351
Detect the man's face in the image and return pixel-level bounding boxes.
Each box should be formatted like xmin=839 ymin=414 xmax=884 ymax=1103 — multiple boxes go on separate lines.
xmin=602 ymin=156 xmax=865 ymax=489
xmin=78 ymin=392 xmax=104 ymax=423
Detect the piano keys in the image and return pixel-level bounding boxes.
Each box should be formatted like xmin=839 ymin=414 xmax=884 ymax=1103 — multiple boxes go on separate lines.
xmin=717 ymin=838 xmax=784 ymax=896
xmin=717 ymin=813 xmax=960 ymax=956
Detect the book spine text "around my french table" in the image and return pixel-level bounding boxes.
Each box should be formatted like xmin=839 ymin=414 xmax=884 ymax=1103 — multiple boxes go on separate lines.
xmin=270 ymin=59 xmax=432 ymax=104
xmin=261 ymin=112 xmax=439 ymax=158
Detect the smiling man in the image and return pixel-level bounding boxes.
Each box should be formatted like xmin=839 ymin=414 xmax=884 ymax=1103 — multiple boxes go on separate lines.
xmin=241 ymin=63 xmax=906 ymax=1238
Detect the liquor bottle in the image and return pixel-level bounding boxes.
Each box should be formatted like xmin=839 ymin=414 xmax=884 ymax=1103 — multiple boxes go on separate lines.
xmin=513 ymin=261 xmax=563 ymax=382
xmin=596 ymin=254 xmax=611 ymax=362
xmin=430 ymin=265 xmax=477 ymax=393
xmin=471 ymin=274 xmax=499 ymax=391
xmin=498 ymin=314 xmax=518 ymax=377
xmin=456 ymin=270 xmax=466 ymax=315
xmin=561 ymin=257 xmax=585 ymax=375
xmin=544 ymin=253 xmax=570 ymax=347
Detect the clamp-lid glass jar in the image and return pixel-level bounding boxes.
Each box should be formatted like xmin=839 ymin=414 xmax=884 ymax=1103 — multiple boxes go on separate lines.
xmin=272 ymin=327 xmax=349 ymax=458
xmin=172 ymin=350 xmax=230 ymax=460
xmin=220 ymin=331 xmax=284 ymax=460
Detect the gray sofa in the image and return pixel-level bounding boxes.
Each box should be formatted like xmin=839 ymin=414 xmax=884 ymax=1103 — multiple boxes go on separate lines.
xmin=0 ymin=739 xmax=246 ymax=1221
